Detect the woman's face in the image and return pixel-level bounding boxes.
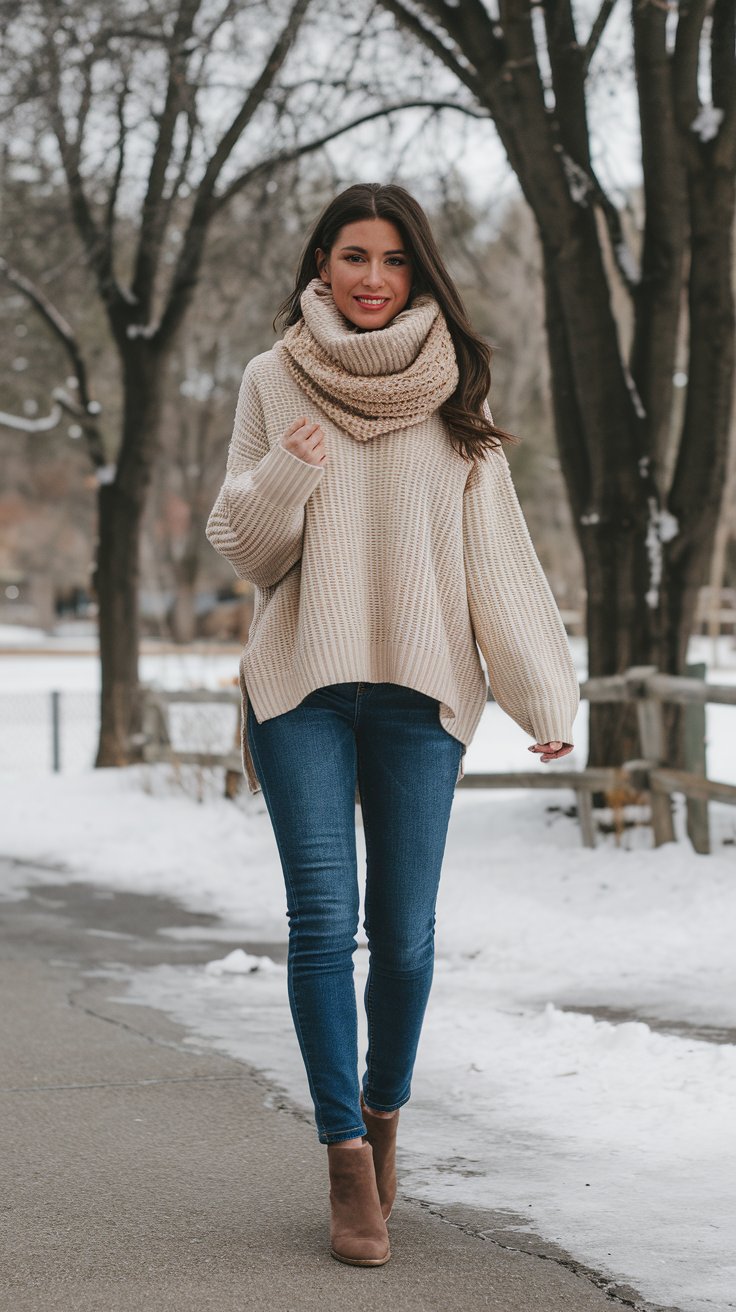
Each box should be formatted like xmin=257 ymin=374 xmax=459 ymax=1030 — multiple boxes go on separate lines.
xmin=315 ymin=218 xmax=413 ymax=330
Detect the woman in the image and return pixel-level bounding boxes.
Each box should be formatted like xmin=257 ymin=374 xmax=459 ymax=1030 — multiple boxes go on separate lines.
xmin=205 ymin=182 xmax=579 ymax=1268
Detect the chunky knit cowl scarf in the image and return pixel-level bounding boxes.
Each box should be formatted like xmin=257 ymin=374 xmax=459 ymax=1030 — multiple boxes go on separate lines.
xmin=279 ymin=276 xmax=459 ymax=441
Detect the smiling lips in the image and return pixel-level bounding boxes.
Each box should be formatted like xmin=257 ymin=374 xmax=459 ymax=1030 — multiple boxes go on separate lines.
xmin=354 ymin=295 xmax=390 ymax=310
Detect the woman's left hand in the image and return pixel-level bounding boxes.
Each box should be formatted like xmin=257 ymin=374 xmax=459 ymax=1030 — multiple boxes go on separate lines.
xmin=528 ymin=740 xmax=573 ymax=763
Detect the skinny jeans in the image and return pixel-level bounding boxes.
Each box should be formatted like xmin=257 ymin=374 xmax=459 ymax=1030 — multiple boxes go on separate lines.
xmin=246 ymin=680 xmax=463 ymax=1145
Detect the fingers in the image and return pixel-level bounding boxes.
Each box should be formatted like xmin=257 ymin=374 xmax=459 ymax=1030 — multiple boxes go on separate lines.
xmin=528 ymin=740 xmax=573 ymax=762
xmin=281 ymin=416 xmax=327 ymax=467
xmin=286 ymin=416 xmax=319 ymax=438
xmin=289 ymin=417 xmax=324 ymax=448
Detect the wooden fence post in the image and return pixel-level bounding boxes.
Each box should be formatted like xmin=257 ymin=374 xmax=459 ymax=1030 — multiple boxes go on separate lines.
xmin=225 ymin=696 xmax=243 ymax=800
xmin=576 ymin=788 xmax=596 ymax=848
xmin=140 ymin=689 xmax=171 ymax=753
xmin=625 ymin=665 xmax=676 ymax=846
xmin=684 ymin=661 xmax=710 ymax=854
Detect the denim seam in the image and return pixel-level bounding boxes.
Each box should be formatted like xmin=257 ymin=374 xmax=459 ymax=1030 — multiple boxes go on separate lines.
xmin=357 ymin=751 xmax=378 ymax=1109
xmin=365 ymin=958 xmax=378 ymax=1106
xmin=248 ymin=704 xmax=331 ymax=1142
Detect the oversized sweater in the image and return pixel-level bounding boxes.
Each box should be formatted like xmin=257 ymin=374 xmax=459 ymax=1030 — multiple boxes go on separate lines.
xmin=205 ymin=282 xmax=580 ymax=794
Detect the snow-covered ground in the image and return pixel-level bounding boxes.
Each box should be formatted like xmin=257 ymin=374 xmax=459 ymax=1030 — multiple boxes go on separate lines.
xmin=2 ymin=630 xmax=736 ymax=1312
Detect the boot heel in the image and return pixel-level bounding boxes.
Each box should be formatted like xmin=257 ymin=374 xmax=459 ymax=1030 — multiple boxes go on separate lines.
xmin=327 ymin=1140 xmax=391 ymax=1266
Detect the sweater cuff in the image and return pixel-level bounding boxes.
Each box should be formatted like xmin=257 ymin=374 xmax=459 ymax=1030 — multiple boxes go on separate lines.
xmin=231 ymin=442 xmax=325 ymax=508
xmin=527 ymin=712 xmax=576 ymax=747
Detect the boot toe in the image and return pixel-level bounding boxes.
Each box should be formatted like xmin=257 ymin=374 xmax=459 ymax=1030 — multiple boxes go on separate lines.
xmin=330 ymin=1236 xmax=391 ymax=1265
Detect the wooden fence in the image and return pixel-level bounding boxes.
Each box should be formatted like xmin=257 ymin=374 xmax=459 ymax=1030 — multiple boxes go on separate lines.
xmin=139 ymin=664 xmax=736 ymax=853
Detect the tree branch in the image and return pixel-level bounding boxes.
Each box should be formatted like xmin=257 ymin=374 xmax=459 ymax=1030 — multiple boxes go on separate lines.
xmin=416 ymin=0 xmax=505 ymax=75
xmin=543 ymin=0 xmax=636 ymax=292
xmin=44 ymin=29 xmax=124 ymax=325
xmin=216 ymin=96 xmax=489 ymax=210
xmin=712 ymin=0 xmax=736 ymax=168
xmin=0 ymin=258 xmax=106 ymax=467
xmin=379 ymin=0 xmax=581 ymax=245
xmin=105 ymin=78 xmax=130 ymax=248
xmin=630 ymin=0 xmax=688 ymax=478
xmin=131 ymin=0 xmax=203 ymax=309
xmin=194 ymin=0 xmax=311 ymax=207
xmin=156 ymin=96 xmax=488 ymax=346
xmin=672 ymin=0 xmax=709 ymax=133
xmin=544 ymin=0 xmax=590 ymax=166
xmin=583 ymin=0 xmax=618 ymax=73
xmin=379 ymin=0 xmax=484 ymax=97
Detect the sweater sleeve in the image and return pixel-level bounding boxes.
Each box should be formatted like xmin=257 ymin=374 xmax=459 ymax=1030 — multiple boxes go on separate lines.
xmin=463 ymin=420 xmax=580 ymax=746
xmin=205 ymin=359 xmax=325 ymax=588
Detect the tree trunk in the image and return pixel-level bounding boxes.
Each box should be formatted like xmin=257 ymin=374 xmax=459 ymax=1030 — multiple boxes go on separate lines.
xmin=94 ymin=481 xmax=145 ymax=765
xmin=94 ymin=349 xmax=164 ymax=766
xmin=541 ymin=216 xmax=732 ymax=775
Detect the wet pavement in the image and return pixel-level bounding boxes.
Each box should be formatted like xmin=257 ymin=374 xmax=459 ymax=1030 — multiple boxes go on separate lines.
xmin=0 ymin=860 xmax=677 ymax=1312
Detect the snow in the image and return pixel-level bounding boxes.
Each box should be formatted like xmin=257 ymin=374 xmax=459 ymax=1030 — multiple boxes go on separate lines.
xmin=94 ymin=463 xmax=117 ymax=485
xmin=691 ymin=105 xmax=725 ymax=144
xmin=645 ymin=495 xmax=679 ymax=610
xmin=559 ymin=150 xmax=593 ymax=206
xmin=2 ymin=635 xmax=736 ymax=1310
xmin=204 ymin=947 xmax=280 ymax=975
xmin=179 ymin=371 xmax=217 ymax=402
xmin=624 ymin=365 xmax=647 ymax=419
xmin=0 ymin=623 xmax=53 ymax=646
xmin=0 ymin=404 xmax=63 ymax=432
xmin=125 ymin=322 xmax=157 ymax=339
xmin=615 ymin=239 xmax=640 ymax=286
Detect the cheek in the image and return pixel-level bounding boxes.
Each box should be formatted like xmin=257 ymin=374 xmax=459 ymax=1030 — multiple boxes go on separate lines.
xmin=332 ymin=269 xmax=360 ymax=306
xmin=391 ymin=266 xmax=412 ymax=295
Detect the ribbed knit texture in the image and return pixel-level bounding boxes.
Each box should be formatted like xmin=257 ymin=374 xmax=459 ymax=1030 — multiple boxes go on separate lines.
xmin=280 ymin=277 xmax=459 ymax=439
xmin=206 ymin=282 xmax=580 ymax=794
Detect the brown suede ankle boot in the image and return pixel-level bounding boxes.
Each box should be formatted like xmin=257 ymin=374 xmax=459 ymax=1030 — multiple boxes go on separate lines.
xmin=327 ymin=1140 xmax=391 ymax=1266
xmin=360 ymin=1092 xmax=399 ymax=1221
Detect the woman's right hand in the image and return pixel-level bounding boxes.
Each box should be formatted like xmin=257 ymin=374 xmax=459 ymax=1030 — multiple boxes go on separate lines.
xmin=280 ymin=416 xmax=327 ymax=467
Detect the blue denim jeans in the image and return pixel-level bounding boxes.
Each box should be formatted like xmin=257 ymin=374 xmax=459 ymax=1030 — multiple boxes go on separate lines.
xmin=246 ymin=681 xmax=463 ymax=1145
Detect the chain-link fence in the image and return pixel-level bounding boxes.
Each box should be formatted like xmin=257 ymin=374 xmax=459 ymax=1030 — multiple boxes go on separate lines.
xmin=0 ymin=687 xmax=242 ymax=776
xmin=0 ymin=689 xmax=99 ymax=774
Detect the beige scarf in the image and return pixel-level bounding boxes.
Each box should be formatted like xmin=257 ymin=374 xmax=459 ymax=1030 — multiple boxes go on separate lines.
xmin=279 ymin=277 xmax=459 ymax=441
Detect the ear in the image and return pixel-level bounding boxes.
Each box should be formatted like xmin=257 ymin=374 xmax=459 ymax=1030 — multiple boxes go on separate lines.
xmin=315 ymin=249 xmax=331 ymax=284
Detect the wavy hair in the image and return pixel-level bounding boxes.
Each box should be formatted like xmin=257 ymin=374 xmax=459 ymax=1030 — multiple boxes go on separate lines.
xmin=273 ymin=182 xmax=520 ymax=463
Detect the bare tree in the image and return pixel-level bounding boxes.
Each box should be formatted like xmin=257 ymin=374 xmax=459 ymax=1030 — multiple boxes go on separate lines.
xmin=2 ymin=0 xmax=479 ymax=764
xmin=380 ymin=0 xmax=736 ymax=767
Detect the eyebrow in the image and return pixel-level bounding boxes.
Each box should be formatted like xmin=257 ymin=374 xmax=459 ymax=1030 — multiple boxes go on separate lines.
xmin=339 ymin=244 xmax=407 ymax=255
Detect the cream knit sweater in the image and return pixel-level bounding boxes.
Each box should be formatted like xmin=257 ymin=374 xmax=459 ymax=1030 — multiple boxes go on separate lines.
xmin=206 ymin=280 xmax=580 ymax=794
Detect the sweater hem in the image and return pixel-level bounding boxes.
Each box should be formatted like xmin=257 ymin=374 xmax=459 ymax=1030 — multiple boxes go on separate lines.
xmin=237 ymin=639 xmax=488 ymax=795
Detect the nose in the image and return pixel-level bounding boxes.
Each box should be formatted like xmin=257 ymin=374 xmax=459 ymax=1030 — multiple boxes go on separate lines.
xmin=362 ymin=261 xmax=385 ymax=289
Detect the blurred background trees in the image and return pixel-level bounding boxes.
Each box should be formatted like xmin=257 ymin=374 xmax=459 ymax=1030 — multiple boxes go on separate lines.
xmin=1 ymin=0 xmax=734 ymax=773
xmin=379 ymin=0 xmax=736 ymax=767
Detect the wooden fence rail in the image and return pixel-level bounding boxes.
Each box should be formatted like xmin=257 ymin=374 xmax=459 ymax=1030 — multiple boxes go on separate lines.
xmin=139 ymin=663 xmax=736 ymax=853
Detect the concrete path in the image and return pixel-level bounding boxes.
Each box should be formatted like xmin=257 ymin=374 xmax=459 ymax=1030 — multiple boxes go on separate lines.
xmin=0 ymin=861 xmax=676 ymax=1312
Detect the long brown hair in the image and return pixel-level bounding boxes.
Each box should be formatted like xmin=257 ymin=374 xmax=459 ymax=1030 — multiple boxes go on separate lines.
xmin=273 ymin=182 xmax=520 ymax=463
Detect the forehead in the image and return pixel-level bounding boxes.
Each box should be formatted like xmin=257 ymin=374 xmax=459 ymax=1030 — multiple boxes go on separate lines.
xmin=335 ymin=217 xmax=406 ymax=251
